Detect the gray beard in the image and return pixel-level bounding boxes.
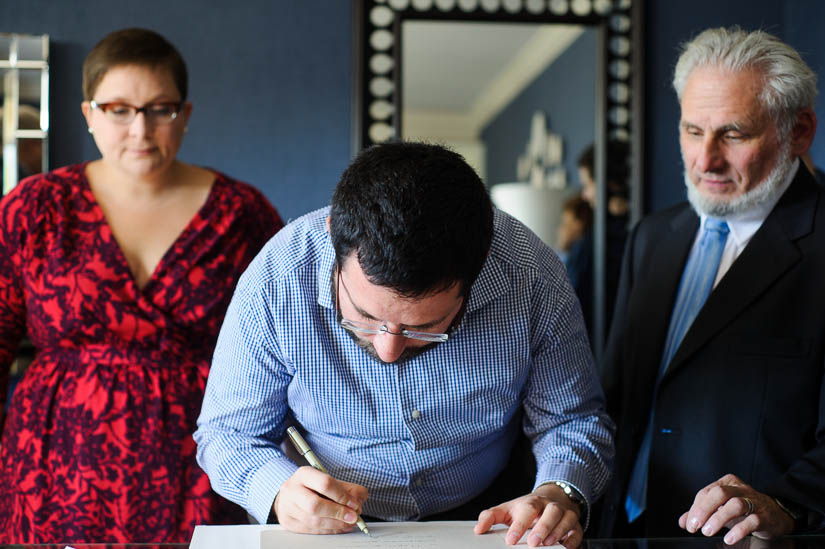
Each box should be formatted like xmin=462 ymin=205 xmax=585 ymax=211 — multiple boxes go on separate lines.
xmin=684 ymin=144 xmax=793 ymax=218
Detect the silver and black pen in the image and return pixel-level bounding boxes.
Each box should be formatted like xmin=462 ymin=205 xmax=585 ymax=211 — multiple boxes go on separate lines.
xmin=286 ymin=426 xmax=370 ymax=535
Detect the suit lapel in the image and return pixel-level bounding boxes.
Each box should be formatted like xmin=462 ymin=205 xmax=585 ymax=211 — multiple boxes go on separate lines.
xmin=664 ymin=170 xmax=818 ymax=377
xmin=629 ymin=206 xmax=698 ymax=387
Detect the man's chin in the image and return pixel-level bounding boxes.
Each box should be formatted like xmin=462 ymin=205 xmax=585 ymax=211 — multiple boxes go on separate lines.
xmin=686 ymin=181 xmax=737 ymax=217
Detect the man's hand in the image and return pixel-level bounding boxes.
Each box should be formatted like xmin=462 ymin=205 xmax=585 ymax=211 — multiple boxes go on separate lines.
xmin=678 ymin=474 xmax=796 ymax=545
xmin=274 ymin=466 xmax=368 ymax=534
xmin=474 ymin=483 xmax=583 ymax=547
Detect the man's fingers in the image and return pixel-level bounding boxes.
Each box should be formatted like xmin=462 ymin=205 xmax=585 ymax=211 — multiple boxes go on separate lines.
xmin=684 ymin=481 xmax=741 ymax=533
xmin=286 ymin=480 xmax=356 ymax=526
xmin=505 ymin=517 xmax=531 ymax=546
xmin=548 ymin=509 xmax=580 ymax=546
xmin=299 ymin=467 xmax=365 ymax=510
xmin=526 ymin=504 xmax=571 ymax=547
xmin=723 ymin=514 xmax=760 ymax=545
xmin=560 ymin=525 xmax=584 ymax=549
xmin=280 ymin=504 xmax=357 ymax=535
xmin=506 ymin=498 xmax=551 ymax=546
xmin=698 ymin=496 xmax=751 ymax=537
xmin=524 ymin=504 xmax=561 ymax=547
xmin=475 ymin=491 xmax=583 ymax=547
xmin=474 ymin=508 xmax=508 ymax=535
xmin=277 ymin=467 xmax=368 ymax=534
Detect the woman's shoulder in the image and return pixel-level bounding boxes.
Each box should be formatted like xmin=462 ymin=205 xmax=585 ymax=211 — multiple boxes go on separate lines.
xmin=207 ymin=169 xmax=280 ymax=218
xmin=1 ymin=163 xmax=88 ymax=209
xmin=0 ymin=163 xmax=91 ymax=237
xmin=209 ymin=170 xmax=268 ymax=201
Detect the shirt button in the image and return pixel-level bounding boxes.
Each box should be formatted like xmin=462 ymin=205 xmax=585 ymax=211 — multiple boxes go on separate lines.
xmin=411 ymin=409 xmax=421 ymax=419
xmin=414 ymin=478 xmax=424 ymax=487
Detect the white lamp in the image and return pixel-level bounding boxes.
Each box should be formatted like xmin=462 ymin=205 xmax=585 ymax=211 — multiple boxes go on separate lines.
xmin=490 ymin=182 xmax=571 ymax=249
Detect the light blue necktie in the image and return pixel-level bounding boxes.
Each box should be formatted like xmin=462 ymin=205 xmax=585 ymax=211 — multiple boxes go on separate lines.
xmin=625 ymin=217 xmax=729 ymax=522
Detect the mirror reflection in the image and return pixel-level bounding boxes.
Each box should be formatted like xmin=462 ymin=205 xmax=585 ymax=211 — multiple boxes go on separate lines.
xmin=1 ymin=33 xmax=49 ymax=196
xmin=402 ymin=21 xmax=624 ymax=346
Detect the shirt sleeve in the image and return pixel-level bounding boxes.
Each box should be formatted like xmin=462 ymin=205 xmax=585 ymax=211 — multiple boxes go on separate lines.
xmin=523 ymin=264 xmax=616 ymax=530
xmin=194 ymin=270 xmax=299 ymax=524
xmin=0 ymin=187 xmax=29 ymax=411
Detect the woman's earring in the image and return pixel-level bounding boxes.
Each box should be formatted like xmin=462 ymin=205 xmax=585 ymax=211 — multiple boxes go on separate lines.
xmin=88 ymin=127 xmax=94 ymax=134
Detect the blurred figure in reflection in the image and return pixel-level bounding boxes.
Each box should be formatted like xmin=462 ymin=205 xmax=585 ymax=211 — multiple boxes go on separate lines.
xmin=16 ymin=105 xmax=44 ymax=178
xmin=0 ymin=104 xmax=43 ymax=185
xmin=0 ymin=28 xmax=284 ymax=543
xmin=557 ymin=193 xmax=592 ymax=272
xmin=565 ymin=141 xmax=629 ymax=344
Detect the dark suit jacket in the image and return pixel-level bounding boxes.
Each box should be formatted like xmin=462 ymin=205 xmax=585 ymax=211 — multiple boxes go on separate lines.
xmin=598 ymin=166 xmax=825 ymax=536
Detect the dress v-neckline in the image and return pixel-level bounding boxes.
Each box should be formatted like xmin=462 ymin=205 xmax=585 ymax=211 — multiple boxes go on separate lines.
xmin=78 ymin=162 xmax=220 ymax=296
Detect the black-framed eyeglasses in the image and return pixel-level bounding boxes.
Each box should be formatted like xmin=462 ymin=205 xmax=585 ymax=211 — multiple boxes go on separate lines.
xmin=90 ymin=100 xmax=183 ymax=125
xmin=335 ymin=267 xmax=467 ymax=343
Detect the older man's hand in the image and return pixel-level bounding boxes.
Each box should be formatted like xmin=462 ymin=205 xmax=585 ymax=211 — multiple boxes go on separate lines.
xmin=474 ymin=483 xmax=583 ymax=548
xmin=678 ymin=474 xmax=796 ymax=545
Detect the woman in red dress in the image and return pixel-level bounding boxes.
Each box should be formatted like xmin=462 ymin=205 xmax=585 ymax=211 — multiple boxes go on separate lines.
xmin=0 ymin=28 xmax=283 ymax=543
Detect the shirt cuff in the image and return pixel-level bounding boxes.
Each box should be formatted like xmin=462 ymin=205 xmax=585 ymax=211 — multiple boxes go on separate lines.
xmin=248 ymin=457 xmax=300 ymax=525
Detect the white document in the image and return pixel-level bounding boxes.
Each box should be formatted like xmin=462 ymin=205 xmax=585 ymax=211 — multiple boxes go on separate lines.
xmin=191 ymin=521 xmax=564 ymax=548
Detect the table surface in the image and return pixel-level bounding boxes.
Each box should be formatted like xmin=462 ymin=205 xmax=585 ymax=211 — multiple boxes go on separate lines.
xmin=1 ymin=536 xmax=823 ymax=549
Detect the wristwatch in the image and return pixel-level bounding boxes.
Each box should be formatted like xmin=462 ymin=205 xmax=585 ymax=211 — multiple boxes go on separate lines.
xmin=554 ymin=481 xmax=585 ymax=509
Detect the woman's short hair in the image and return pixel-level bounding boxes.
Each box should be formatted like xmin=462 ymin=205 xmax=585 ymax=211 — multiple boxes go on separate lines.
xmin=673 ymin=26 xmax=817 ymax=137
xmin=82 ymin=28 xmax=188 ymax=101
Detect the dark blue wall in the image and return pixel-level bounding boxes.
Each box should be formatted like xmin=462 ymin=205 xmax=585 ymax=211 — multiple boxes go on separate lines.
xmin=481 ymin=29 xmax=596 ymax=188
xmin=6 ymin=0 xmax=825 ymax=220
xmin=643 ymin=0 xmax=825 ymax=213
xmin=784 ymin=1 xmax=825 ymax=171
xmin=0 ymin=0 xmax=353 ymax=222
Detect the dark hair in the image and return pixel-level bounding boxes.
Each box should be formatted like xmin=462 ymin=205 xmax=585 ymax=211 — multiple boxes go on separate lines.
xmin=577 ymin=140 xmax=630 ymax=198
xmin=82 ymin=28 xmax=188 ymax=101
xmin=563 ymin=195 xmax=593 ymax=227
xmin=329 ymin=141 xmax=494 ymax=298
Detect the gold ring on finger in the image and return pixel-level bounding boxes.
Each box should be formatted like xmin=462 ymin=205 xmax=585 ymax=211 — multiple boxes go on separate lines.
xmin=741 ymin=496 xmax=755 ymax=517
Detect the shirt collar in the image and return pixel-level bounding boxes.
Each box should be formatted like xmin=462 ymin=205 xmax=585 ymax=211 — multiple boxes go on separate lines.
xmin=316 ymin=209 xmax=337 ymax=310
xmin=699 ymin=159 xmax=799 ymax=248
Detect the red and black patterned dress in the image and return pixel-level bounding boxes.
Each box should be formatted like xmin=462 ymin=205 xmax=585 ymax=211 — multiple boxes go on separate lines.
xmin=0 ymin=163 xmax=284 ymax=543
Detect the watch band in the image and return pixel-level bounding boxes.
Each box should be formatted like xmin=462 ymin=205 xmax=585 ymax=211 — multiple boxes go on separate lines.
xmin=554 ymin=481 xmax=585 ymax=508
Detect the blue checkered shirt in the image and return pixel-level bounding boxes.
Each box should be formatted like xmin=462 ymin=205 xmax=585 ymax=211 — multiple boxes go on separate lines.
xmin=195 ymin=207 xmax=615 ymax=526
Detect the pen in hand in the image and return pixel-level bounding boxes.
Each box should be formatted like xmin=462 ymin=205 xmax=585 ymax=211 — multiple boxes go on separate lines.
xmin=286 ymin=426 xmax=370 ymax=535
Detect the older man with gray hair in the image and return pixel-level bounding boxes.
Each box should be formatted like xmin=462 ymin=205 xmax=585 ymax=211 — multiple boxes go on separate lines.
xmin=599 ymin=27 xmax=825 ymax=543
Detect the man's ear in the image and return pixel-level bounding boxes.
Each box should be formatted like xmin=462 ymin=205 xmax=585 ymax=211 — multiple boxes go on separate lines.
xmin=790 ymin=108 xmax=817 ymax=157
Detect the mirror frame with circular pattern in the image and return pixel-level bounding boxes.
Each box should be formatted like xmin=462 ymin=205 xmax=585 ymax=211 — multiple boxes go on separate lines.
xmin=352 ymin=0 xmax=643 ymax=354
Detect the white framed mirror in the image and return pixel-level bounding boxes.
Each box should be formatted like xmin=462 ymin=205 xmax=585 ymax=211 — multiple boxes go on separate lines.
xmin=1 ymin=32 xmax=49 ymax=196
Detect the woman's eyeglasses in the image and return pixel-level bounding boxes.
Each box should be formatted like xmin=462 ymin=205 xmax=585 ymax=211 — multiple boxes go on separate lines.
xmin=90 ymin=100 xmax=183 ymax=125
